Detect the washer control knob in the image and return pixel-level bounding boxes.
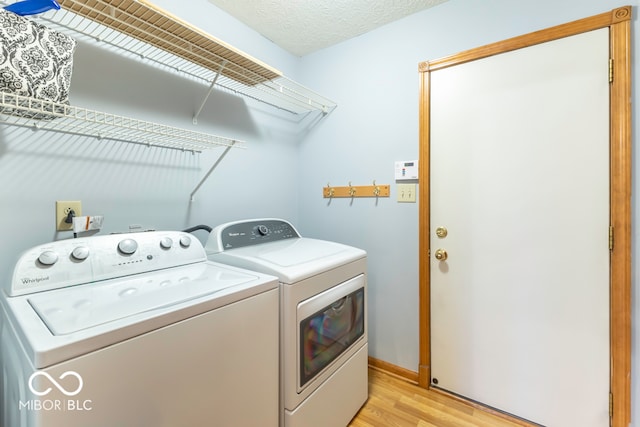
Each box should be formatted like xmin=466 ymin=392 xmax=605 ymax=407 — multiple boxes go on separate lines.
xmin=71 ymin=246 xmax=90 ymax=261
xmin=118 ymin=239 xmax=138 ymax=255
xmin=179 ymin=235 xmax=191 ymax=248
xmin=38 ymin=250 xmax=59 ymax=266
xmin=160 ymin=237 xmax=173 ymax=249
xmin=257 ymin=225 xmax=269 ymax=236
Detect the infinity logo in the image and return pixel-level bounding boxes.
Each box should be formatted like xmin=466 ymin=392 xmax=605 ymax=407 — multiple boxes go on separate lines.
xmin=28 ymin=371 xmax=83 ymax=397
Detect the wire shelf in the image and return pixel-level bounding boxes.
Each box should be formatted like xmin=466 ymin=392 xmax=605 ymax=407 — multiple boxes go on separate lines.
xmin=9 ymin=0 xmax=337 ymax=115
xmin=0 ymin=92 xmax=244 ymax=152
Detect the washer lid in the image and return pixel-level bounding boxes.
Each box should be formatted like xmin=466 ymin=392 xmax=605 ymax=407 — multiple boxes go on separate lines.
xmin=209 ymin=238 xmax=366 ymax=283
xmin=253 ymin=238 xmax=350 ymax=266
xmin=27 ymin=262 xmax=260 ymax=335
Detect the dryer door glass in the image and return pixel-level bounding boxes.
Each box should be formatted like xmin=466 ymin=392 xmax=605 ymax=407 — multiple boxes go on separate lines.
xmin=299 ymin=279 xmax=364 ymax=388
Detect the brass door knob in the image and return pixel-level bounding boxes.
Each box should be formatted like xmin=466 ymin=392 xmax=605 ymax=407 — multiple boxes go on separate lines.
xmin=434 ymin=249 xmax=448 ymax=261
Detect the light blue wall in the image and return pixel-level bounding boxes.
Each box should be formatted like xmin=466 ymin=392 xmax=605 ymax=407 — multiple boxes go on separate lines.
xmin=295 ymin=0 xmax=639 ymax=423
xmin=0 ymin=0 xmax=637 ymax=424
xmin=0 ymin=0 xmax=304 ymax=281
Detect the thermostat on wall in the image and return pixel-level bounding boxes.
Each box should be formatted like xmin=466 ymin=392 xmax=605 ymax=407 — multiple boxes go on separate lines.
xmin=395 ymin=160 xmax=418 ymax=181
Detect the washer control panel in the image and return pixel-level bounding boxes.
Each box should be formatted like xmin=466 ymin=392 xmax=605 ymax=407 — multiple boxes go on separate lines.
xmin=9 ymin=231 xmax=206 ymax=296
xmin=206 ymin=219 xmax=300 ymax=252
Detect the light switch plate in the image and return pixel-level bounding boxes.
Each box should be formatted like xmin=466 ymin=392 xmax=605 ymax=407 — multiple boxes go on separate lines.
xmin=397 ymin=184 xmax=416 ymax=203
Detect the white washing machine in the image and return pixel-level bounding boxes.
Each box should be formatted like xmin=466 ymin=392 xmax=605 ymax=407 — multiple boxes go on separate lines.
xmin=0 ymin=230 xmax=279 ymax=427
xmin=205 ymin=219 xmax=368 ymax=427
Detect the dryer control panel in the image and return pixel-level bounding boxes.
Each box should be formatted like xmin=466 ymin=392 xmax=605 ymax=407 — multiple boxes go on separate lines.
xmin=8 ymin=231 xmax=206 ymax=296
xmin=206 ymin=219 xmax=300 ymax=252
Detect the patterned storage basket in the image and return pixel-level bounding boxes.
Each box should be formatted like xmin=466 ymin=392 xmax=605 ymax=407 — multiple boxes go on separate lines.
xmin=0 ymin=8 xmax=76 ymax=119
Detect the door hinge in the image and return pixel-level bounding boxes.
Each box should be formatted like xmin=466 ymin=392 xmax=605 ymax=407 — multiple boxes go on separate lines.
xmin=609 ymin=58 xmax=614 ymax=83
xmin=609 ymin=226 xmax=614 ymax=251
xmin=609 ymin=392 xmax=613 ymax=418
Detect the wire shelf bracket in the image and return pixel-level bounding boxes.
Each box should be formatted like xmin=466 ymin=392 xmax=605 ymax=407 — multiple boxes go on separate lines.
xmin=193 ymin=60 xmax=228 ymax=125
xmin=189 ymin=141 xmax=237 ymax=202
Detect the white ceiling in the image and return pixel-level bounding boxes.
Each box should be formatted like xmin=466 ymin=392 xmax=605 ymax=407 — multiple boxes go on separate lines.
xmin=207 ymin=0 xmax=449 ymax=57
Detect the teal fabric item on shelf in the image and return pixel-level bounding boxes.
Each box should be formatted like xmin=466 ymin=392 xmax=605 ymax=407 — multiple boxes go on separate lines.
xmin=0 ymin=8 xmax=76 ymax=119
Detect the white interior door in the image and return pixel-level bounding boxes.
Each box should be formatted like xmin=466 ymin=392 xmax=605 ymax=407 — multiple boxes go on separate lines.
xmin=429 ymin=29 xmax=610 ymax=427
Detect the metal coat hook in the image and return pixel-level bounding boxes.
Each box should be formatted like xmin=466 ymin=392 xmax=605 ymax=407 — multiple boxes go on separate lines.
xmin=348 ymin=181 xmax=356 ymax=197
xmin=373 ymin=180 xmax=381 ymax=197
xmin=326 ymin=183 xmax=335 ymax=198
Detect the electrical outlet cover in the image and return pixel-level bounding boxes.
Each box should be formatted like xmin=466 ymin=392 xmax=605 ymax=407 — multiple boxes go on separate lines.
xmin=56 ymin=201 xmax=82 ymax=231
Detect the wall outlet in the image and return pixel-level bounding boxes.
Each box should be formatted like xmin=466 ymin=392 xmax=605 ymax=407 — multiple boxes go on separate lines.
xmin=56 ymin=201 xmax=82 ymax=231
xmin=397 ymin=184 xmax=416 ymax=203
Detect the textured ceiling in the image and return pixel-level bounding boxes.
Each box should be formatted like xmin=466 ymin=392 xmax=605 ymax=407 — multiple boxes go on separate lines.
xmin=207 ymin=0 xmax=449 ymax=56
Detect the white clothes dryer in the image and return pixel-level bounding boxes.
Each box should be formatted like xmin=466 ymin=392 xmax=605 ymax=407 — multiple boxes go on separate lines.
xmin=0 ymin=230 xmax=279 ymax=427
xmin=205 ymin=219 xmax=368 ymax=427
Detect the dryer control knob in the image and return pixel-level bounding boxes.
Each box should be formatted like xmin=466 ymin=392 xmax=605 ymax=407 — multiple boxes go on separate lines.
xmin=179 ymin=236 xmax=191 ymax=248
xmin=118 ymin=239 xmax=138 ymax=255
xmin=256 ymin=225 xmax=269 ymax=236
xmin=38 ymin=250 xmax=58 ymax=266
xmin=71 ymin=246 xmax=90 ymax=261
xmin=160 ymin=237 xmax=173 ymax=249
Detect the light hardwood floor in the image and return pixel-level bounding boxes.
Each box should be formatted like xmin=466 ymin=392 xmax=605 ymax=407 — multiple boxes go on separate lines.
xmin=349 ymin=368 xmax=526 ymax=427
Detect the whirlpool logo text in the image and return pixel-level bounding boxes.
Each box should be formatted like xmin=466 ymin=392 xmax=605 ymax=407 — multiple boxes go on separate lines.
xmin=19 ymin=371 xmax=93 ymax=412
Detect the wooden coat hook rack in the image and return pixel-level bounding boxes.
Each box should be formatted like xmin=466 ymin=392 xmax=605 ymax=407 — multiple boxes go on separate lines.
xmin=323 ymin=181 xmax=390 ymax=198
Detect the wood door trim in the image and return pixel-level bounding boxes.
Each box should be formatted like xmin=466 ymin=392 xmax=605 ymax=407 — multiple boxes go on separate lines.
xmin=417 ymin=6 xmax=632 ymax=427
xmin=608 ymin=7 xmax=632 ymax=426
xmin=418 ymin=6 xmax=630 ymax=73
